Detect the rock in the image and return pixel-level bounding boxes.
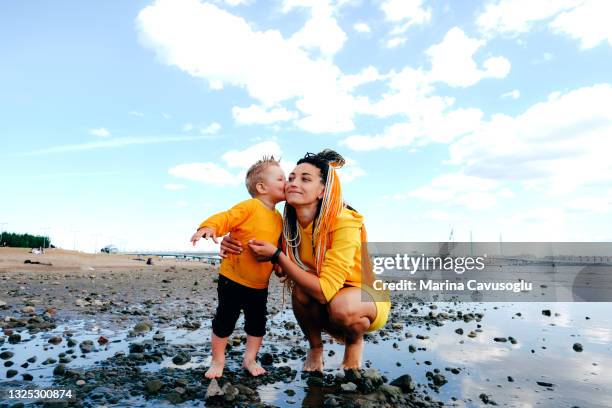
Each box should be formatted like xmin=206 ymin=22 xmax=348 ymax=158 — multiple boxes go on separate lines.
xmin=390 ymin=374 xmax=415 ymax=393
xmin=21 ymin=306 xmax=35 ymax=314
xmin=133 ymin=321 xmax=152 ymax=333
xmin=379 ymin=384 xmax=402 ymax=399
xmin=8 ymin=333 xmax=21 ymax=344
xmin=536 ymin=381 xmax=554 ymax=387
xmin=97 ymin=336 xmax=109 ymax=345
xmin=0 ymin=351 xmax=14 ymax=360
xmin=221 ymin=383 xmax=239 ymax=402
xmin=284 ymin=389 xmax=296 ymax=396
xmin=146 ymin=379 xmax=163 ymax=394
xmin=542 ymin=309 xmax=551 ymax=317
xmin=0 ymin=300 xmax=7 ymax=308
xmin=172 ymin=352 xmax=191 ymax=365
xmin=75 ymin=299 xmax=90 ymax=307
xmin=234 ymin=384 xmax=256 ymax=397
xmin=146 ymin=258 xmax=153 ymax=265
xmin=260 ymin=352 xmax=274 ymax=365
xmin=79 ymin=340 xmax=95 ymax=353
xmin=431 ymin=373 xmax=447 ymax=387
xmin=573 ymin=343 xmax=583 ymax=352
xmin=76 ymin=380 xmax=86 ymax=386
xmin=455 ymin=328 xmax=464 ymax=335
xmin=494 ymin=337 xmax=507 ymax=343
xmin=468 ymin=331 xmax=477 ymax=338
xmin=129 ymin=343 xmax=145 ymax=353
xmin=341 ymin=382 xmax=358 ymax=392
xmin=48 ymin=336 xmax=62 ymax=345
xmin=6 ymin=369 xmax=18 ymax=378
xmin=205 ymin=379 xmax=224 ymax=399
xmin=507 ymin=376 xmax=514 ymax=382
xmin=22 ymin=373 xmax=33 ymax=381
xmin=153 ymin=332 xmax=165 ymax=342
xmin=53 ymin=364 xmax=66 ymax=376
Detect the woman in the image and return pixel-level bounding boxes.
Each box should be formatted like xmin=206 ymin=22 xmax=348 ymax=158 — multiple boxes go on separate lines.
xmin=222 ymin=150 xmax=390 ymax=371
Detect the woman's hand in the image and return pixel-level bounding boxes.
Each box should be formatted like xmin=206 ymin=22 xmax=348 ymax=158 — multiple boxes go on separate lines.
xmin=274 ymin=264 xmax=288 ymax=282
xmin=219 ymin=234 xmax=243 ymax=258
xmin=247 ymin=239 xmax=278 ymax=262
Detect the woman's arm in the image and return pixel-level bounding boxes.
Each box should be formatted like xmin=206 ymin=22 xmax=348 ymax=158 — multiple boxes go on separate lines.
xmin=248 ymin=240 xmax=326 ymax=304
xmin=276 ymin=253 xmax=327 ymax=304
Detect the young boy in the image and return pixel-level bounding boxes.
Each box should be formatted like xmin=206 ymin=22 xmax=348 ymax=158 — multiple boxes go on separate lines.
xmin=190 ymin=157 xmax=285 ymax=379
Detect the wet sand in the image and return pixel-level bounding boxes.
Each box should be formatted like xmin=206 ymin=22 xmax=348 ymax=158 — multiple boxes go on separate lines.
xmin=1 ymin=248 xmax=611 ymax=407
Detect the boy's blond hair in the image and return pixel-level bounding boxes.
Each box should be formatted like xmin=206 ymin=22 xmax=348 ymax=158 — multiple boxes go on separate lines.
xmin=245 ymin=156 xmax=280 ymax=197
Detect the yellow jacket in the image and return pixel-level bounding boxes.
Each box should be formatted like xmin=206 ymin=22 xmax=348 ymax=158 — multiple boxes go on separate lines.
xmin=199 ymin=198 xmax=282 ymax=289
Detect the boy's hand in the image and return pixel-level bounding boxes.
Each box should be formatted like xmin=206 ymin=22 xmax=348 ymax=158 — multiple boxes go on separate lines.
xmin=190 ymin=227 xmax=218 ymax=246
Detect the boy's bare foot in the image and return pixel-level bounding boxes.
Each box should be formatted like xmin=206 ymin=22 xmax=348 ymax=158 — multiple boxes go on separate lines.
xmin=205 ymin=360 xmax=225 ymax=379
xmin=303 ymin=346 xmax=324 ymax=372
xmin=242 ymin=359 xmax=266 ymax=376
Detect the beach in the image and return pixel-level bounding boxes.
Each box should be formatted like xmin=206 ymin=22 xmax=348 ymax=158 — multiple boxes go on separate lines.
xmin=1 ymin=247 xmax=611 ymax=407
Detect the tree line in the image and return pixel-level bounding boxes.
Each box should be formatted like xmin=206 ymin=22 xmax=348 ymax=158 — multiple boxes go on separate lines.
xmin=0 ymin=232 xmax=52 ymax=248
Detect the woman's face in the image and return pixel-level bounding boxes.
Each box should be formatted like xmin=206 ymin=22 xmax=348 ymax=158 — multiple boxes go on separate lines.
xmin=285 ymin=163 xmax=325 ymax=206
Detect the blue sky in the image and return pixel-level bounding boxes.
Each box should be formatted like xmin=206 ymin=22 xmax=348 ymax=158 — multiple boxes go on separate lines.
xmin=1 ymin=0 xmax=611 ymax=252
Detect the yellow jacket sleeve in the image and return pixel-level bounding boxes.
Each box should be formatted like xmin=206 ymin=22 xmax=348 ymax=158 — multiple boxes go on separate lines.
xmin=318 ymin=226 xmax=361 ymax=302
xmin=198 ymin=199 xmax=255 ymax=236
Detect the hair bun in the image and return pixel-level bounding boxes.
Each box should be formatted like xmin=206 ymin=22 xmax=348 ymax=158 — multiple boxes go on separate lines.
xmin=316 ymin=149 xmax=345 ymax=169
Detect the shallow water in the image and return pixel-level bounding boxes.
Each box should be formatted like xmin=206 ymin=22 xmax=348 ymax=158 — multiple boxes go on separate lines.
xmin=1 ymin=302 xmax=611 ymax=406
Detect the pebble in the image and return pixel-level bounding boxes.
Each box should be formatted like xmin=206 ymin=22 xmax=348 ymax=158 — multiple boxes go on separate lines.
xmin=573 ymin=343 xmax=583 ymax=352
xmin=146 ymin=379 xmax=163 ymax=393
xmin=48 ymin=336 xmax=62 ymax=345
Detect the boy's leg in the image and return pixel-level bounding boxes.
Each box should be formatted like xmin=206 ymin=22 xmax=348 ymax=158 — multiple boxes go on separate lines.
xmin=242 ymin=285 xmax=268 ymax=376
xmin=207 ymin=275 xmax=241 ymax=379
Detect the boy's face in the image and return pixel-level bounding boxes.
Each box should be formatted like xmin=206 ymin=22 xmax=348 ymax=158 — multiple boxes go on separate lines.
xmin=262 ymin=165 xmax=286 ymax=202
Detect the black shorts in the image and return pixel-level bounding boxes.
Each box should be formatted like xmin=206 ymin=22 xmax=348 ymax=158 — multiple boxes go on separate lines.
xmin=211 ymin=274 xmax=268 ymax=338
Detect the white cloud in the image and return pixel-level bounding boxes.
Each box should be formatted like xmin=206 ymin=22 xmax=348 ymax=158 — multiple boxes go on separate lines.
xmin=176 ymin=200 xmax=189 ymax=208
xmin=501 ymin=89 xmax=521 ymax=99
xmin=340 ymin=106 xmax=482 ymax=151
xmin=477 ymin=0 xmax=580 ymax=35
xmin=89 ymin=128 xmax=110 ymax=137
xmin=168 ymin=162 xmax=242 ymax=186
xmin=164 ymin=183 xmax=187 ymax=190
xmin=426 ymin=27 xmax=511 ymax=87
xmin=16 ymin=135 xmax=213 ymax=157
xmin=423 ymin=209 xmax=452 ymax=221
xmin=381 ymin=0 xmax=431 ymax=27
xmin=200 ymin=122 xmax=221 ymax=134
xmin=448 ymin=84 xmax=612 ymax=194
xmin=162 ymin=112 xmax=172 ymax=119
xmin=477 ymin=0 xmax=612 ymax=49
xmin=137 ymin=0 xmax=356 ymax=133
xmin=336 ymin=158 xmax=365 ymax=183
xmin=567 ymin=193 xmax=612 ymax=213
xmin=209 ymin=79 xmax=224 ymax=90
xmin=232 ymin=104 xmax=298 ymax=125
xmin=353 ymin=22 xmax=371 ymax=33
xmin=221 ymin=141 xmax=282 ymax=168
xmin=406 ymin=173 xmax=512 ymax=210
xmin=339 ymin=66 xmax=387 ymax=91
xmin=223 ymin=0 xmax=251 ymax=6
xmin=550 ymin=0 xmax=612 ymax=49
xmin=129 ymin=110 xmax=144 ymax=117
xmin=386 ymin=37 xmax=407 ymax=48
xmin=285 ymin=0 xmax=347 ymax=57
xmin=183 ymin=123 xmax=194 ymax=131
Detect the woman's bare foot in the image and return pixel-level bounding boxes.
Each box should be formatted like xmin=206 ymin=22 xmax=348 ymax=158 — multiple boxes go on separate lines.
xmin=303 ymin=346 xmax=324 ymax=372
xmin=242 ymin=359 xmax=266 ymax=376
xmin=205 ymin=360 xmax=225 ymax=379
xmin=341 ymin=337 xmax=364 ymax=369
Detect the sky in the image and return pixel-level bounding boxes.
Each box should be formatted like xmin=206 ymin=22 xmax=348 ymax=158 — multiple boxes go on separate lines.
xmin=1 ymin=0 xmax=611 ymax=252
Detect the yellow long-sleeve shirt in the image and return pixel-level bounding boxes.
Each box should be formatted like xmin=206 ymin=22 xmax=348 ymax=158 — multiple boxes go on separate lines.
xmin=297 ymin=207 xmax=365 ymax=302
xmin=199 ymin=198 xmax=282 ymax=289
